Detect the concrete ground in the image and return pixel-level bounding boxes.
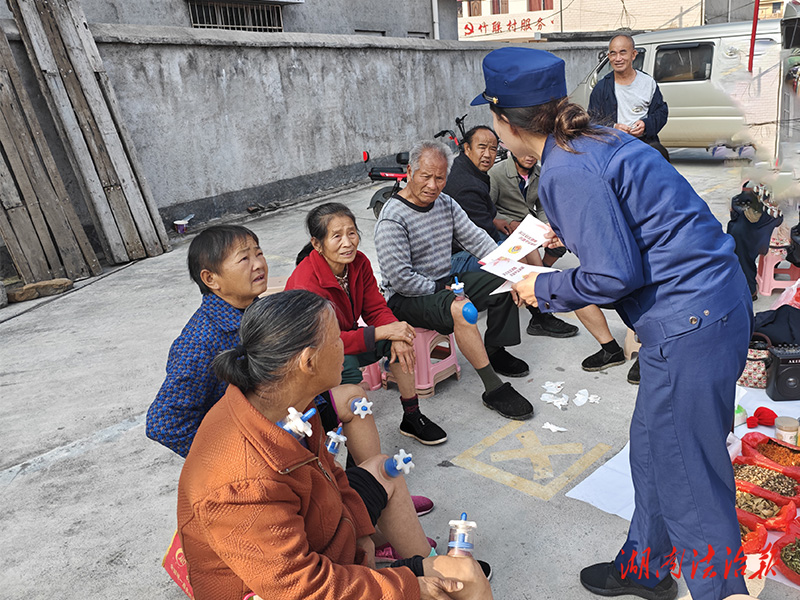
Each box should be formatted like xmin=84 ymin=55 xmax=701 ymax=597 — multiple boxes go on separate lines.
xmin=0 ymin=149 xmax=793 ymax=600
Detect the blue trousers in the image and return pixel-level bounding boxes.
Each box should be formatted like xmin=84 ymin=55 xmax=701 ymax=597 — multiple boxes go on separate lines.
xmin=614 ymin=296 xmax=752 ymax=600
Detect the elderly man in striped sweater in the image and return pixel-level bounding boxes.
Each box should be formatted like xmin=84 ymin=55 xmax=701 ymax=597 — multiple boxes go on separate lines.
xmin=375 ymin=140 xmax=533 ymax=421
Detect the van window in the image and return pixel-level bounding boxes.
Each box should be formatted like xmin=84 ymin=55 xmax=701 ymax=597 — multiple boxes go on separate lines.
xmin=654 ymin=43 xmax=714 ymax=83
xmin=596 ymin=49 xmax=646 ymax=81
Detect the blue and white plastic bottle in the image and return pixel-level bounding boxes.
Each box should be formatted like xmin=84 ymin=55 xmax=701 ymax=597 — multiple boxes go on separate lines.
xmin=325 ymin=426 xmax=347 ymax=456
xmin=350 ymin=397 xmax=373 ymax=419
xmin=452 ymin=277 xmax=478 ymax=324
xmin=382 ymin=449 xmax=415 ymax=478
xmin=447 ymin=512 xmax=477 ymax=557
xmin=276 ymin=407 xmax=317 ymax=441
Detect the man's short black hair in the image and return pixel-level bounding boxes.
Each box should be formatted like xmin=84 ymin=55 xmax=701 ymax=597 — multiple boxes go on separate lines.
xmin=187 ymin=225 xmax=260 ymax=294
xmin=462 ymin=125 xmax=499 ymax=146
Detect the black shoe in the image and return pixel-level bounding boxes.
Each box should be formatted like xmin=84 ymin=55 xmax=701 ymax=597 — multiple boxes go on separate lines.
xmin=526 ymin=313 xmax=579 ymax=338
xmin=477 ymin=559 xmax=492 ymax=581
xmin=482 ymin=382 xmax=533 ymax=420
xmin=581 ymin=348 xmax=626 ymax=372
xmin=488 ymin=348 xmax=529 ymax=377
xmin=627 ymin=357 xmax=640 ymax=385
xmin=399 ymin=411 xmax=447 ymax=445
xmin=580 ymin=562 xmax=677 ymax=600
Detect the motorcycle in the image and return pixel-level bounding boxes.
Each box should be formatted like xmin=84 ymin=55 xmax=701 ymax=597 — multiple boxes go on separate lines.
xmin=362 ymin=116 xmax=468 ymax=219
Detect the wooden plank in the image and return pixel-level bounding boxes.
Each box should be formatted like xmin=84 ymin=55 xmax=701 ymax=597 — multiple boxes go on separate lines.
xmin=0 ymin=203 xmax=34 ymax=283
xmin=0 ymin=82 xmax=64 ymax=277
xmin=0 ymin=71 xmax=82 ymax=278
xmin=0 ymin=151 xmax=50 ymax=280
xmin=35 ymin=0 xmax=146 ymax=260
xmin=65 ymin=0 xmax=169 ymax=251
xmin=63 ymin=0 xmax=101 ymax=72
xmin=49 ymin=0 xmax=163 ymax=257
xmin=0 ymin=27 xmax=100 ymax=276
xmin=14 ymin=0 xmax=58 ymax=73
xmin=6 ymin=1 xmax=128 ymax=264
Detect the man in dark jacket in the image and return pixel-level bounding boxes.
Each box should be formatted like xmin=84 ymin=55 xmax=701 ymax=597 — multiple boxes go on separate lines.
xmin=589 ymin=34 xmax=669 ymax=160
xmin=443 ymin=125 xmax=578 ymax=338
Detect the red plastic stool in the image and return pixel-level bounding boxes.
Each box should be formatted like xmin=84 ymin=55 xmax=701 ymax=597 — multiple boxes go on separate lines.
xmin=385 ymin=328 xmax=460 ymax=399
xmin=756 ymin=232 xmax=800 ymax=296
xmin=360 ymin=361 xmax=384 ymax=391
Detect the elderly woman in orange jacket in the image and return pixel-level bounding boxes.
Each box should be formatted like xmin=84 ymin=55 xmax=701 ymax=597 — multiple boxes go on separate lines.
xmin=177 ymin=290 xmax=491 ymax=600
xmin=286 ymin=203 xmax=447 ymax=447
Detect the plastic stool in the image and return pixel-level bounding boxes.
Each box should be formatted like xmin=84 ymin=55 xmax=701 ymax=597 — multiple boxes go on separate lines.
xmin=385 ymin=328 xmax=460 ymax=399
xmin=623 ymin=328 xmax=641 ymax=361
xmin=360 ymin=361 xmax=384 ymax=391
xmin=756 ymin=244 xmax=800 ymax=296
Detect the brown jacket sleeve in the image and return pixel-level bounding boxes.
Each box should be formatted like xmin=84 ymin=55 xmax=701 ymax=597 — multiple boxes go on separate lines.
xmin=196 ymin=477 xmax=421 ymax=600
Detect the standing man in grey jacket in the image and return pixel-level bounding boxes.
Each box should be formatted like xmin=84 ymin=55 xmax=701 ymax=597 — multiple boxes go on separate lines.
xmin=375 ymin=140 xmax=534 ymax=420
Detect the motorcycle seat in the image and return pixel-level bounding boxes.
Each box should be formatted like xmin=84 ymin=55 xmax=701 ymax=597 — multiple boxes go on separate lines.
xmin=368 ymin=166 xmax=406 ymax=181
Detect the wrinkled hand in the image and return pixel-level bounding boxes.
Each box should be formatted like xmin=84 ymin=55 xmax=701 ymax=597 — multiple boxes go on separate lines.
xmin=390 ymin=340 xmax=416 ymax=374
xmin=512 ymin=272 xmax=539 ymax=307
xmin=357 ymin=536 xmax=376 ymax=570
xmin=492 ymin=218 xmax=513 ymax=236
xmin=614 ymin=123 xmax=631 ymax=133
xmin=375 ymin=321 xmax=416 ymax=344
xmin=418 ymin=576 xmax=464 ymax=600
xmin=542 ymin=226 xmax=564 ymax=250
xmin=629 ymin=120 xmax=645 ymax=137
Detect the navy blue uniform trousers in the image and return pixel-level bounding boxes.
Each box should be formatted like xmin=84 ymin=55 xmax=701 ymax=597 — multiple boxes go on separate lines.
xmin=614 ymin=294 xmax=752 ymax=599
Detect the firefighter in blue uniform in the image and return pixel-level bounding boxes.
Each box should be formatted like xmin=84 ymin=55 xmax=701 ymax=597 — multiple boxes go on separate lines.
xmin=473 ymin=47 xmax=752 ymax=600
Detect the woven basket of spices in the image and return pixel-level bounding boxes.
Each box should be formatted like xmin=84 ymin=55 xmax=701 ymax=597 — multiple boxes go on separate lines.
xmin=733 ymin=456 xmax=800 ymax=506
xmin=773 ymin=525 xmax=800 ymax=586
xmin=741 ymin=432 xmax=800 ymax=480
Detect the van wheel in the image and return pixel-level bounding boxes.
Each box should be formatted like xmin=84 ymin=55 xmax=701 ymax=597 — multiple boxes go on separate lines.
xmin=370 ymin=186 xmax=394 ymax=219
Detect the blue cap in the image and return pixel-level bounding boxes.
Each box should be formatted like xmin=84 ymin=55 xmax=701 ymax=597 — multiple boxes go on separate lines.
xmin=471 ymin=47 xmax=567 ymax=108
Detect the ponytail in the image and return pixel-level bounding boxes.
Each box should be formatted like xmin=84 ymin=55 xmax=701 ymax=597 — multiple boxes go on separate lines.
xmin=212 ymin=290 xmax=331 ymax=393
xmin=213 ymin=345 xmax=253 ymax=391
xmin=490 ymin=98 xmax=611 ymax=153
xmin=296 ymin=242 xmax=315 ymax=265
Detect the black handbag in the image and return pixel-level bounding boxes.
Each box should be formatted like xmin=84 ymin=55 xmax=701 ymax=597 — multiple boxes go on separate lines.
xmin=786 ymin=223 xmax=800 ymax=267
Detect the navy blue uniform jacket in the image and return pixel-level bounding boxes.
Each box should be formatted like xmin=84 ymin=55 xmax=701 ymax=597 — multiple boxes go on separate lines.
xmin=588 ymin=71 xmax=668 ymax=145
xmin=533 ymin=130 xmax=745 ymax=346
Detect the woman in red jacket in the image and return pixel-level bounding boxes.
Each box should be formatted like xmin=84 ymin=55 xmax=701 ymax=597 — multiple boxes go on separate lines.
xmin=286 ymin=203 xmax=447 ymax=446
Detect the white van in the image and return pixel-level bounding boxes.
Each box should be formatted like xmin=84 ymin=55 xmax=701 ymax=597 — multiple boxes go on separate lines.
xmin=570 ymin=20 xmax=782 ymax=155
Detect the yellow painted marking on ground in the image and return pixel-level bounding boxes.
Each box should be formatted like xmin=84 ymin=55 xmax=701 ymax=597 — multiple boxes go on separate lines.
xmin=489 ymin=431 xmax=583 ymax=480
xmin=697 ymin=182 xmax=725 ymax=197
xmin=452 ymin=424 xmax=612 ymax=501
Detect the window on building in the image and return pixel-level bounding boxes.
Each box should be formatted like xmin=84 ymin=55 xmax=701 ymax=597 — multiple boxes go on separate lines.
xmin=654 ymin=43 xmax=714 ymax=83
xmin=491 ymin=1 xmax=509 ymax=15
xmin=188 ymin=1 xmax=283 ymax=32
xmin=407 ymin=31 xmax=430 ymax=39
xmin=469 ymin=1 xmax=482 ymax=17
xmin=528 ymin=1 xmax=554 ymax=10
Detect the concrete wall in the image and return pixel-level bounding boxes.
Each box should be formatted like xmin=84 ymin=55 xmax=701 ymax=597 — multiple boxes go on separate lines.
xmin=283 ymin=0 xmax=459 ymax=39
xmin=0 ymin=1 xmax=458 ymax=39
xmin=705 ymin=0 xmax=757 ymax=24
xmin=0 ymin=18 xmax=601 ymax=274
xmin=0 ymin=0 xmax=191 ymax=25
xmin=89 ymin=25 xmax=601 ymax=226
